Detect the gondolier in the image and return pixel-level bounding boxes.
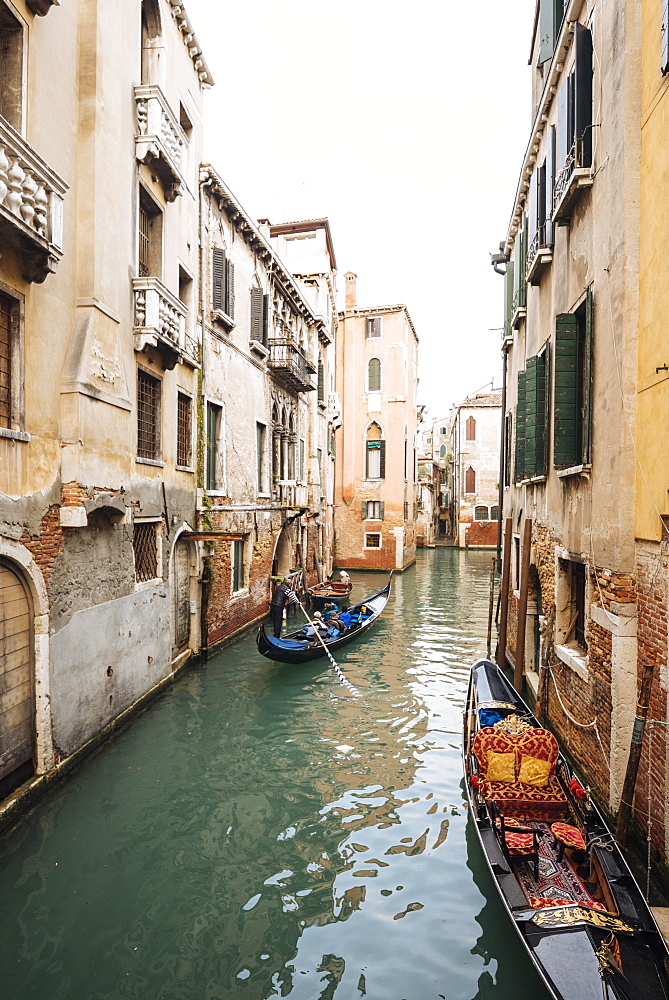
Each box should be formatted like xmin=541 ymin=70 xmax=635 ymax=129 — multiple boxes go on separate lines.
xmin=269 ymin=576 xmax=299 ymax=637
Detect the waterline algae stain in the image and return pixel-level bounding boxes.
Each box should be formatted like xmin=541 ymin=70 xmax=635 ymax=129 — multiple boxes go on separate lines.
xmin=0 ymin=550 xmax=550 ymax=999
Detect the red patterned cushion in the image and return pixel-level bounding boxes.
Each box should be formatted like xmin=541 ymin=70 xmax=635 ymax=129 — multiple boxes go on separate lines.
xmin=474 ymin=726 xmax=559 ymax=779
xmin=484 ymin=776 xmax=568 ymax=821
xmin=495 ymin=817 xmax=535 ymax=854
xmin=551 ymin=822 xmax=586 ymax=850
xmin=528 ymin=896 xmax=606 ymax=911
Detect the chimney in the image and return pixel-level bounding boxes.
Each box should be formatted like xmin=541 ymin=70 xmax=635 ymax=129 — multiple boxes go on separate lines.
xmin=344 ymin=271 xmax=357 ymax=311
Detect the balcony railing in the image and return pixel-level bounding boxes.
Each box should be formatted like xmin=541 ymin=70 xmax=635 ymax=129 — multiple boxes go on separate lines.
xmin=553 ymin=138 xmax=593 ymax=223
xmin=133 ymin=276 xmax=199 ymax=369
xmin=525 ymin=224 xmax=553 ymax=285
xmin=0 ymin=118 xmax=67 ymax=282
xmin=267 ymin=339 xmax=316 ymax=392
xmin=134 ymin=85 xmax=187 ymax=202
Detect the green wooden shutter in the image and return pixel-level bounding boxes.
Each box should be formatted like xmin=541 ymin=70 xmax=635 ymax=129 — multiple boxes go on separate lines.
xmin=250 ymin=287 xmax=263 ymax=340
xmin=362 ymin=500 xmax=367 ymax=519
xmin=553 ymin=313 xmax=579 ymax=469
xmin=504 ymin=260 xmax=514 ymax=337
xmin=213 ymin=249 xmax=226 ymax=312
xmin=582 ymin=288 xmax=593 ymax=464
xmin=525 ymin=357 xmax=538 ymax=478
xmin=379 ymin=501 xmax=385 ymax=520
xmin=379 ymin=440 xmax=386 ymax=478
xmin=541 ymin=342 xmax=551 ymax=473
xmin=515 ymin=370 xmax=526 ymax=482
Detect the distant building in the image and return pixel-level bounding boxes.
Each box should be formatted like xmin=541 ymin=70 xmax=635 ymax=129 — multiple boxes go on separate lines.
xmin=416 ymin=457 xmax=441 ymax=547
xmin=334 ymin=272 xmax=419 ymax=571
xmin=448 ymin=389 xmax=502 ymax=549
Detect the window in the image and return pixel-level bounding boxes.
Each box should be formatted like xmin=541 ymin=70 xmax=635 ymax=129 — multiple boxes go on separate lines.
xmin=366 ymin=317 xmax=382 ymax=339
xmin=404 ymin=501 xmax=409 ymax=520
xmin=256 ymin=422 xmax=266 ymax=492
xmin=250 ymin=287 xmax=269 ymax=345
xmin=176 ymin=392 xmax=192 ymax=468
xmin=474 ymin=505 xmax=489 ymax=521
xmin=553 ymin=292 xmax=592 ymax=470
xmin=213 ymin=248 xmax=235 ymax=320
xmin=0 ymin=286 xmax=24 ymax=436
xmin=318 ymin=359 xmax=325 ymax=402
xmin=206 ymin=401 xmax=223 ymax=490
xmin=440 ymin=426 xmax=446 ymax=435
xmin=504 ymin=413 xmax=512 ymax=487
xmin=538 ymin=0 xmax=568 ymax=64
xmin=0 ymin=5 xmax=24 ymax=131
xmin=367 ymin=358 xmax=381 ymax=392
xmin=365 ymin=422 xmax=385 ymax=479
xmin=559 ymin=558 xmax=587 ymax=650
xmin=133 ymin=520 xmax=160 ymax=583
xmin=363 ymin=500 xmax=383 ymax=520
xmin=439 ymin=444 xmax=446 ymax=459
xmin=317 ymin=448 xmax=323 ymax=485
xmin=137 ymin=368 xmax=161 ymax=461
xmin=464 ymin=466 xmax=476 ymax=493
xmin=364 ymin=533 xmax=382 ymax=548
xmin=138 ymin=188 xmax=162 ymax=278
xmin=515 ymin=343 xmax=550 ymax=481
xmin=465 ymin=416 xmax=476 ymax=441
xmin=512 ymin=215 xmax=528 ymax=316
xmin=299 ymin=437 xmax=305 ymax=481
xmin=232 ymin=538 xmax=245 ymax=593
xmin=490 ymin=505 xmax=500 ymax=521
xmin=0 ymin=291 xmax=11 ymax=428
xmin=555 ymin=23 xmax=593 ymax=196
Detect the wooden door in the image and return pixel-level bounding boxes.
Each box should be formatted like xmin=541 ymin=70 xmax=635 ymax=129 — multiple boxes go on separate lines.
xmin=0 ymin=562 xmax=34 ymax=789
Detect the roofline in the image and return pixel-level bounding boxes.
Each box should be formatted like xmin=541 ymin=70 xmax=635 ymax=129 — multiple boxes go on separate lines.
xmin=169 ymin=1 xmax=215 ymax=86
xmin=263 ymin=218 xmax=337 ymax=272
xmin=338 ymin=303 xmax=418 ymax=341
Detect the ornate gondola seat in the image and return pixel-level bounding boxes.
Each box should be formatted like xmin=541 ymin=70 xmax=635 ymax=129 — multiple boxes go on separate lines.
xmin=472 ymin=725 xmax=568 ymax=822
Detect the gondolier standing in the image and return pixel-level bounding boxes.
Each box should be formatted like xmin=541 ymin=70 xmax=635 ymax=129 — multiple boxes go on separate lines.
xmin=269 ymin=576 xmax=299 ymax=637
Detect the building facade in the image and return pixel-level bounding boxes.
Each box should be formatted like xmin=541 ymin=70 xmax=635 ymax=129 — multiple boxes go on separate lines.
xmin=449 ymin=390 xmax=501 ymax=549
xmin=334 ymin=272 xmax=419 ymax=572
xmin=498 ymin=0 xmax=642 ymax=840
xmin=197 ymin=170 xmax=337 ymax=647
xmin=0 ymin=0 xmax=212 ymax=800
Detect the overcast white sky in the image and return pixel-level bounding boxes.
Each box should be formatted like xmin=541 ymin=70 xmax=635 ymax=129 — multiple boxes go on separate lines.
xmin=184 ymin=0 xmax=537 ymax=420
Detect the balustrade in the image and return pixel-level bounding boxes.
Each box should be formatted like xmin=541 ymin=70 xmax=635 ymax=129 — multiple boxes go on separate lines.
xmin=133 ymin=276 xmax=199 ymax=369
xmin=135 ymin=85 xmax=187 ymax=201
xmin=0 ymin=118 xmax=66 ymax=282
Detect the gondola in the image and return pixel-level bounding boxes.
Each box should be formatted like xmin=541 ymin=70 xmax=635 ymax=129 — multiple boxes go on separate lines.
xmin=307 ymin=578 xmax=353 ymax=611
xmin=463 ymin=657 xmax=669 ymax=1000
xmin=257 ymin=577 xmax=391 ymax=664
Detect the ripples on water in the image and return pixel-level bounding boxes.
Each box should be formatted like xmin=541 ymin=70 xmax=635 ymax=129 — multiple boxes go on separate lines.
xmin=0 ymin=549 xmax=550 ymax=1000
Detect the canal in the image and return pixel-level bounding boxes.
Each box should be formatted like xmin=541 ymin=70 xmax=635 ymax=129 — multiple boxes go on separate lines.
xmin=0 ymin=548 xmax=551 ymax=1000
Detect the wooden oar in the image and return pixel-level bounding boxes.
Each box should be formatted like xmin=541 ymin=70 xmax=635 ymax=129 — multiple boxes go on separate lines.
xmin=293 ymin=596 xmax=360 ymax=696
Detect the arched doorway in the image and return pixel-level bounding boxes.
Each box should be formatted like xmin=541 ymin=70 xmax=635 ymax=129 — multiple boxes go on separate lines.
xmin=171 ymin=537 xmax=192 ymax=657
xmin=0 ymin=559 xmax=35 ymax=796
xmin=272 ymin=525 xmax=293 ymax=577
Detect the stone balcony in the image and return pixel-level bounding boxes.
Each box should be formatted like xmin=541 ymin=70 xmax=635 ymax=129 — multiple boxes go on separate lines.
xmin=134 ymin=85 xmax=187 ymax=202
xmin=133 ymin=276 xmax=199 ymax=370
xmin=267 ymin=339 xmax=316 ymax=393
xmin=0 ymin=118 xmax=67 ymax=282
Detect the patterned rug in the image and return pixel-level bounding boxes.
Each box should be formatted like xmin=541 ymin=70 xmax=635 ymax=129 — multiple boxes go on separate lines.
xmin=513 ymin=823 xmax=599 ymax=906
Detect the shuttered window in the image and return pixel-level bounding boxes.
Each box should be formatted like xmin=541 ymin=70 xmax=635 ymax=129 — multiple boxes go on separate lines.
xmin=465 ymin=467 xmax=476 ymax=493
xmin=504 ymin=413 xmax=512 ymax=487
xmin=232 ymin=539 xmax=245 ymax=593
xmin=516 ymin=347 xmax=550 ymax=480
xmin=503 ymin=260 xmax=515 ymax=338
xmin=367 ymin=357 xmax=381 ymax=392
xmin=538 ymin=0 xmax=567 ymax=64
xmin=512 ymin=218 xmax=527 ymax=314
xmin=515 ymin=370 xmax=526 ymax=482
xmin=363 ymin=500 xmax=384 ymax=519
xmin=465 ymin=416 xmax=476 ymax=441
xmin=366 ymin=317 xmax=382 ymax=338
xmin=250 ymin=287 xmax=263 ymax=342
xmin=213 ymin=249 xmax=234 ymax=318
xmin=553 ymin=293 xmax=592 ymax=470
xmin=0 ymin=292 xmax=11 ymax=428
xmin=206 ymin=402 xmax=222 ymax=490
xmin=366 ymin=440 xmax=386 ymax=479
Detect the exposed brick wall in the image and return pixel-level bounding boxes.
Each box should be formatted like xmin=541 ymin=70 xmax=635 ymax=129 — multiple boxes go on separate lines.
xmin=465 ymin=521 xmax=497 ymax=547
xmin=20 ymin=505 xmax=65 ymax=586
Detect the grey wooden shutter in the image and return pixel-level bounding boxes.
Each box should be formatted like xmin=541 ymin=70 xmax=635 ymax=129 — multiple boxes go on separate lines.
xmin=528 ymin=169 xmax=538 ymax=247
xmin=225 ymin=259 xmax=235 ymax=318
xmin=663 ymin=0 xmax=669 ymax=73
xmin=504 ymin=260 xmax=515 ymax=337
xmin=250 ymin=287 xmax=263 ymax=340
xmin=262 ymin=294 xmax=269 ymax=344
xmin=556 ymin=80 xmax=568 ymax=177
xmin=379 ymin=440 xmax=386 ymax=478
xmin=574 ymin=23 xmax=593 ymax=168
xmin=553 ymin=313 xmax=579 ymax=469
xmin=539 ymin=0 xmax=556 ymax=63
xmin=362 ymin=500 xmax=367 ymax=519
xmin=213 ymin=249 xmax=226 ymax=312
xmin=582 ymin=288 xmax=593 ymax=464
xmin=379 ymin=501 xmax=385 ymax=520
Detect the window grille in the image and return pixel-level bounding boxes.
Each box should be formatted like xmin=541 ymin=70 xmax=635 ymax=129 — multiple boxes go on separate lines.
xmin=139 ymin=205 xmax=150 ymax=277
xmin=365 ymin=533 xmax=381 ymax=548
xmin=232 ymin=538 xmax=244 ymax=592
xmin=137 ymin=368 xmax=161 ymax=460
xmin=177 ymin=393 xmax=192 ymax=467
xmin=0 ymin=292 xmax=11 ymax=427
xmin=133 ymin=521 xmax=158 ymax=582
xmin=365 ymin=317 xmax=382 ymax=339
xmin=474 ymin=505 xmax=489 ymax=521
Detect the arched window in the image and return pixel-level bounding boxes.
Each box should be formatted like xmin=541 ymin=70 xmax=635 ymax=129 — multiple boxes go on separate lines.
xmin=465 ymin=466 xmax=476 ymax=493
xmin=474 ymin=505 xmax=489 ymax=521
xmin=367 ymin=357 xmax=381 ymax=392
xmin=466 ymin=416 xmax=476 ymax=441
xmin=490 ymin=505 xmax=500 ymax=521
xmin=365 ymin=422 xmax=385 ymax=479
xmin=439 ymin=444 xmax=446 ymax=459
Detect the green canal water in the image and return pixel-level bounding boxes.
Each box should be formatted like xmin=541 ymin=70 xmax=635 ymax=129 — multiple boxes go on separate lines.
xmin=0 ymin=549 xmax=551 ymax=1000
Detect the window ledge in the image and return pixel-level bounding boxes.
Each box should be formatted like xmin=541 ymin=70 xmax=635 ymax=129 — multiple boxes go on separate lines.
xmin=134 ymin=579 xmax=165 ymax=592
xmin=318 ymin=400 xmax=327 ymax=410
xmin=136 ymin=457 xmax=165 ymax=468
xmin=176 ymin=465 xmax=194 ymax=473
xmin=0 ymin=428 xmax=30 ymax=442
xmin=554 ymin=643 xmax=588 ymax=680
xmin=249 ymin=339 xmax=269 ymax=357
xmin=214 ymin=309 xmax=235 ymax=331
xmin=556 ymin=464 xmax=591 ymax=480
xmin=231 ymin=587 xmax=250 ymax=600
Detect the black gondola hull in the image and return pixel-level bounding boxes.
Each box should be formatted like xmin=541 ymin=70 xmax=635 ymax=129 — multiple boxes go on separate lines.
xmin=257 ymin=578 xmax=391 ymax=664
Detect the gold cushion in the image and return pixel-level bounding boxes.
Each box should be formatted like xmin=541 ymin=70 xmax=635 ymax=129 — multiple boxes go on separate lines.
xmin=518 ymin=754 xmax=551 ymax=787
xmin=486 ymin=751 xmax=516 ymax=782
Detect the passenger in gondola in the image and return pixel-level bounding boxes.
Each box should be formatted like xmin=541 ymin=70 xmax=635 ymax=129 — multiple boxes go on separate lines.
xmin=325 ymin=614 xmax=347 ymax=637
xmin=322 ymin=601 xmax=339 ymax=622
xmin=298 ymin=612 xmax=330 ymax=644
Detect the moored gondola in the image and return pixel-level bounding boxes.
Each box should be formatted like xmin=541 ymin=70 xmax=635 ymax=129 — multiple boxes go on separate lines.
xmin=307 ymin=578 xmax=353 ymax=611
xmin=463 ymin=657 xmax=669 ymax=1000
xmin=257 ymin=577 xmax=390 ymax=664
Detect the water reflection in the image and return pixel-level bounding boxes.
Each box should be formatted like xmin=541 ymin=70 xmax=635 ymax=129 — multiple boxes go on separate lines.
xmin=0 ymin=550 xmax=550 ymax=999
